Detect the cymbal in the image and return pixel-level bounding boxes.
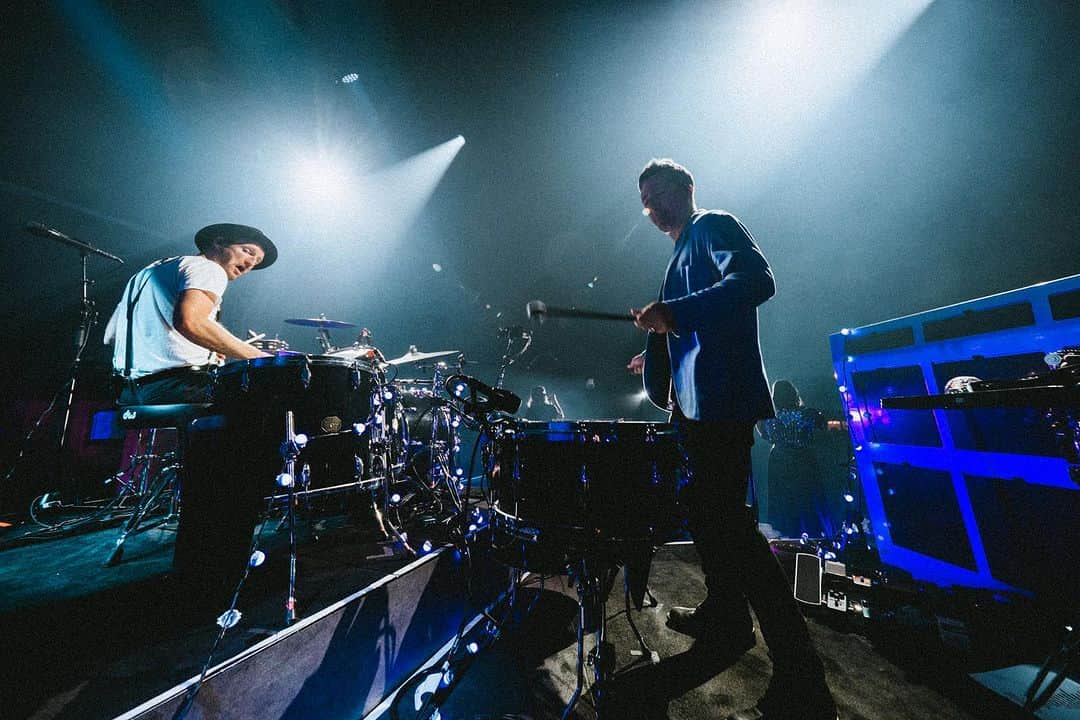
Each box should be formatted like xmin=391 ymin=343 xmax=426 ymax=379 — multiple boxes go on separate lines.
xmin=385 ymin=348 xmax=459 ymax=366
xmin=284 ymin=317 xmax=356 ymax=329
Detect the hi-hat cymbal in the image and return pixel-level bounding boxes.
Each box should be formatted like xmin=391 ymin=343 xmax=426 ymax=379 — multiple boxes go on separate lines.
xmin=385 ymin=347 xmax=460 ymax=366
xmin=284 ymin=317 xmax=356 ymax=329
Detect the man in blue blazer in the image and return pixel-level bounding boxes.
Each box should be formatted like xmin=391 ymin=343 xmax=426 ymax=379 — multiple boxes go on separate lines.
xmin=629 ymin=159 xmax=837 ymax=720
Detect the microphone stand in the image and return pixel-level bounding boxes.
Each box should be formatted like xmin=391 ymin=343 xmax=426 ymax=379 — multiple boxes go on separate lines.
xmin=494 ymin=327 xmax=532 ymax=389
xmin=3 ymin=227 xmax=123 ymax=496
xmin=58 ymin=247 xmax=98 ymax=452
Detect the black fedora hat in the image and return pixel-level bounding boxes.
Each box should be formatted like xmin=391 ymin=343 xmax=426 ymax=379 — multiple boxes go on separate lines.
xmin=194 ymin=223 xmax=277 ymax=269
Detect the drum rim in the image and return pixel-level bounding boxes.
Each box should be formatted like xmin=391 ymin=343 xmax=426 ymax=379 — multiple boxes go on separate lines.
xmin=215 ymin=353 xmax=377 ymax=375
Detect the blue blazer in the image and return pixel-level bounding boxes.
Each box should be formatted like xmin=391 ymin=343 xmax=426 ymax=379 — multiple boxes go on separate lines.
xmin=647 ymin=210 xmax=776 ymax=422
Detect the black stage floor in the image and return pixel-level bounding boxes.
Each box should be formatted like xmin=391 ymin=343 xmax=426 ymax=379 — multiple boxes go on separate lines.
xmin=0 ymin=513 xmax=414 ymax=719
xmin=0 ymin=516 xmax=1050 ymax=720
xmin=431 ymin=543 xmax=1034 ymax=720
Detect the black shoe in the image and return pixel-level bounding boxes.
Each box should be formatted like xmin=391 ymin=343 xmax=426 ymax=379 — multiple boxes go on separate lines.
xmin=727 ymin=670 xmax=837 ymax=720
xmin=666 ymin=603 xmax=756 ymax=652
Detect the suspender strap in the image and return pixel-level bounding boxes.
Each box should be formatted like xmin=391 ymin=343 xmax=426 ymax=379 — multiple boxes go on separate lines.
xmin=123 ymin=257 xmax=177 ymax=378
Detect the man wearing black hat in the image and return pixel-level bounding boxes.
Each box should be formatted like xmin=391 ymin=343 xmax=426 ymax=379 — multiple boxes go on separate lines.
xmin=104 ymin=223 xmax=277 ymax=405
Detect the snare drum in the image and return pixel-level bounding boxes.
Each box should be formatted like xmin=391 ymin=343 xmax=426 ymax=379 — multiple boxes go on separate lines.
xmin=489 ymin=420 xmax=684 ymax=572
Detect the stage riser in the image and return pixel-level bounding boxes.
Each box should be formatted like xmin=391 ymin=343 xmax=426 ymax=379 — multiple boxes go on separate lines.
xmin=120 ymin=548 xmax=502 ymax=720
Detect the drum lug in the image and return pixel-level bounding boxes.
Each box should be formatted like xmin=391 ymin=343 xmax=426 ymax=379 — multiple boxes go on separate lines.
xmin=240 ymin=365 xmax=250 ymax=392
xmin=300 ymin=357 xmax=312 ymax=388
xmin=350 ymin=365 xmax=361 ymax=390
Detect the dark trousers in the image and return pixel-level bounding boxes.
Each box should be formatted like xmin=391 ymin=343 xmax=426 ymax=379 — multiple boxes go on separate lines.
xmin=676 ymin=417 xmax=815 ymax=665
xmin=115 ymin=369 xmax=211 ymax=405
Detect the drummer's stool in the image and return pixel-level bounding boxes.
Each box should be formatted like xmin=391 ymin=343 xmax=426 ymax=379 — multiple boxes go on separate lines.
xmin=106 ymin=403 xmax=213 ymax=566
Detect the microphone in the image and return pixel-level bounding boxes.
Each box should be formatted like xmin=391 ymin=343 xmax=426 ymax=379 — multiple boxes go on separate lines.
xmin=525 ymin=300 xmax=547 ymax=325
xmin=445 ymin=374 xmax=521 ymax=415
xmin=24 ymin=222 xmax=125 ymax=263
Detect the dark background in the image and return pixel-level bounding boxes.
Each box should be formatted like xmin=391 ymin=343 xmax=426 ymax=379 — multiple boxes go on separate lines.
xmin=2 ymin=0 xmax=1078 ymax=507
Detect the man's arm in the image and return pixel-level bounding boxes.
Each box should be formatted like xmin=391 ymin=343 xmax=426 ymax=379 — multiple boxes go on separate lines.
xmin=662 ymin=213 xmax=775 ymax=331
xmin=174 ymin=289 xmax=268 ymax=360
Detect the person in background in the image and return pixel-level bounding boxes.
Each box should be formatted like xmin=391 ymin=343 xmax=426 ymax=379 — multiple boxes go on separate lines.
xmin=523 ymin=385 xmax=565 ymax=421
xmin=758 ymin=379 xmax=830 ymax=539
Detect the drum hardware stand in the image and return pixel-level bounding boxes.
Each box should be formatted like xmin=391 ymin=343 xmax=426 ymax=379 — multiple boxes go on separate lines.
xmin=1024 ymin=618 xmax=1078 ymax=714
xmin=623 ymin=572 xmax=660 ymax=665
xmin=563 ymin=554 xmax=619 ymax=719
xmin=105 ymin=427 xmax=182 ymax=566
xmin=494 ymin=326 xmax=532 ymax=389
xmin=279 ymin=409 xmax=304 ymax=625
xmin=275 ymin=462 xmax=312 ymax=533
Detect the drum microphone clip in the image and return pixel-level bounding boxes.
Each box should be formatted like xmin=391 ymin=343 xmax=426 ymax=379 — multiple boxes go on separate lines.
xmin=445 ymin=374 xmax=521 ymax=415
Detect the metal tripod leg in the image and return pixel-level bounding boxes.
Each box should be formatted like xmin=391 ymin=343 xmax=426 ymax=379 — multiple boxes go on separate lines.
xmin=562 ymin=557 xmax=615 ymax=719
xmin=107 ymin=429 xmax=179 ymax=566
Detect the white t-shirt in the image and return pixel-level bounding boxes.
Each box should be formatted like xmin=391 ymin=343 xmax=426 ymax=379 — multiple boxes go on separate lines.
xmin=104 ymin=255 xmax=228 ymax=378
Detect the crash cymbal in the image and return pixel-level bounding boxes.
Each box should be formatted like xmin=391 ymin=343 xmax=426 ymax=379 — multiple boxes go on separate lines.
xmin=284 ymin=316 xmax=356 ymax=329
xmin=385 ymin=347 xmax=460 ymax=366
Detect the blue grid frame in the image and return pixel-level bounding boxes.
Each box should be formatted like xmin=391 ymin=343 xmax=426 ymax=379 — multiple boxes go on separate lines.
xmin=829 ymin=274 xmax=1080 ymax=593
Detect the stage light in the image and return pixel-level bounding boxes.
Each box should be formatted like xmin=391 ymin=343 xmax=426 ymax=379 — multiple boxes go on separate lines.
xmin=843 ymin=492 xmax=855 ymax=503
xmin=249 ymin=550 xmax=266 ymax=567
xmin=466 ymin=641 xmax=479 ymax=654
xmin=837 ymin=384 xmax=848 ymax=393
xmin=290 ymin=151 xmax=354 ymax=214
xmin=432 ymin=263 xmax=443 ymax=272
xmin=383 ymin=389 xmax=394 ymax=401
xmin=454 ymin=467 xmax=464 ymax=477
xmin=340 ymin=72 xmax=359 ymax=84
xmin=390 ymin=492 xmax=402 ymax=505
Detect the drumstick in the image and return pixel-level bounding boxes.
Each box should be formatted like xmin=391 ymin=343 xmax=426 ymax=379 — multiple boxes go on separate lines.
xmin=244 ymin=333 xmax=267 ymax=344
xmin=526 ymin=300 xmax=634 ymax=324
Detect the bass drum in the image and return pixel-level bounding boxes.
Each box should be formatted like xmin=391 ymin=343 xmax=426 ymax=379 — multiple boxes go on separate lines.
xmin=488 ymin=420 xmax=685 ymax=573
xmin=174 ymin=354 xmax=381 ymax=594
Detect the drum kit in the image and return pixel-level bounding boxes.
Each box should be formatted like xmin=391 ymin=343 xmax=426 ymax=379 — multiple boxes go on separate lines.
xmin=181 ymin=312 xmax=685 ymax=715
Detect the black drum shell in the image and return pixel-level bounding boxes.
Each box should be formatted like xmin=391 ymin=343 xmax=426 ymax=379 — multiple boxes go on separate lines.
xmin=209 ymin=354 xmax=377 ymax=488
xmin=490 ymin=420 xmax=684 ymax=572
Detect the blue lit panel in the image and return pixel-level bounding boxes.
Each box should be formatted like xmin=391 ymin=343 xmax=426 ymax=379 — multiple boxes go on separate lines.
xmin=875 ymin=462 xmax=975 ymax=570
xmin=831 ymin=273 xmax=1080 ymax=598
xmin=965 ymin=473 xmax=1080 ymax=605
